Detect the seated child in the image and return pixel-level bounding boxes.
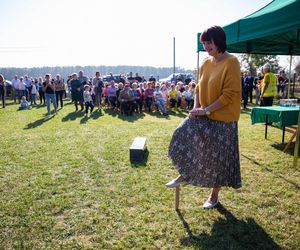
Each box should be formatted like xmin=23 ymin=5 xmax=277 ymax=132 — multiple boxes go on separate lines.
xmin=20 ymin=96 xmax=32 ymax=110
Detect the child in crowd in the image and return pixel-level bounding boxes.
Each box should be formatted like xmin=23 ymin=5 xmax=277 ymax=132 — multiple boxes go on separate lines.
xmin=168 ymin=84 xmax=177 ymax=108
xmin=30 ymin=80 xmax=38 ymax=105
xmin=20 ymin=96 xmax=32 ymax=110
xmin=83 ymin=85 xmax=94 ymax=118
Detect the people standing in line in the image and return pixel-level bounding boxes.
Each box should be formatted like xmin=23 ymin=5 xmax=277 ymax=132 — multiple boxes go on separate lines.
xmin=42 ymin=74 xmax=57 ymax=117
xmin=260 ymin=63 xmax=277 ymax=106
xmin=0 ymin=74 xmax=6 ymax=108
xmin=83 ymin=84 xmax=94 ymax=118
xmin=54 ymin=74 xmax=65 ymax=109
xmin=70 ymin=73 xmax=84 ymax=112
xmin=92 ymin=71 xmax=104 ymax=111
xmin=166 ymin=26 xmax=242 ymax=209
xmin=30 ymin=79 xmax=37 ymax=105
xmin=12 ymin=75 xmax=20 ymax=104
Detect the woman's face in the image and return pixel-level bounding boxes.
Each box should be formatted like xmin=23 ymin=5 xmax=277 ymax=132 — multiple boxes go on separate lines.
xmin=202 ymin=40 xmax=219 ymax=57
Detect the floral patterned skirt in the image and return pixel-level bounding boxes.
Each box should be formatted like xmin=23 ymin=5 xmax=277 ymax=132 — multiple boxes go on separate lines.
xmin=168 ymin=116 xmax=241 ymax=189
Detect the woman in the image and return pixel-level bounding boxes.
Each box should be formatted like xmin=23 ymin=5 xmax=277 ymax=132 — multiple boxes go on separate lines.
xmin=70 ymin=73 xmax=84 ymax=111
xmin=54 ymin=74 xmax=65 ymax=109
xmin=165 ymin=26 xmax=241 ymax=209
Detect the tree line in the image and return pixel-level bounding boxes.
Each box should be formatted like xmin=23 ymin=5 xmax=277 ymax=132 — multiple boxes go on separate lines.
xmin=0 ymin=65 xmax=193 ymax=81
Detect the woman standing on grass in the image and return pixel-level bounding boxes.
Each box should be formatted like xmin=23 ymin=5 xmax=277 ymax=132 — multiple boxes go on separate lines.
xmin=0 ymin=74 xmax=6 ymax=108
xmin=70 ymin=73 xmax=84 ymax=112
xmin=166 ymin=26 xmax=242 ymax=209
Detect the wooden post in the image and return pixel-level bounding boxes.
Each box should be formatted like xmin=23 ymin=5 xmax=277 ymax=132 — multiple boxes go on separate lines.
xmin=175 ymin=186 xmax=180 ymax=210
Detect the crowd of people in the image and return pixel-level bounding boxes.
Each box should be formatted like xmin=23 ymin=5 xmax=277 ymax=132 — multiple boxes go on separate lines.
xmin=0 ymin=71 xmax=197 ymax=118
xmin=241 ymin=68 xmax=289 ymax=109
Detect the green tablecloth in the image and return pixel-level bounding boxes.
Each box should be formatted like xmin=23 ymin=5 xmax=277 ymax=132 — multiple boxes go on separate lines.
xmin=251 ymin=106 xmax=299 ymax=128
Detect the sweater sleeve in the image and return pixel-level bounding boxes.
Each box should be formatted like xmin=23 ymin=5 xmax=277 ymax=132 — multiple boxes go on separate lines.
xmin=218 ymin=58 xmax=241 ymax=106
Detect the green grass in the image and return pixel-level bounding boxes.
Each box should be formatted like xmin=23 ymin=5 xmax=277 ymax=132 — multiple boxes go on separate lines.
xmin=0 ymin=101 xmax=299 ymax=249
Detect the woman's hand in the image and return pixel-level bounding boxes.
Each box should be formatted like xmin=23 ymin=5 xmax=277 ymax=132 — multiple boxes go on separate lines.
xmin=189 ymin=108 xmax=205 ymax=119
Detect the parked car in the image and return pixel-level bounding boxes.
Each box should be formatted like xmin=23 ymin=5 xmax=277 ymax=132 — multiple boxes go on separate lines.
xmin=159 ymin=73 xmax=195 ymax=84
xmin=102 ymin=74 xmax=121 ymax=83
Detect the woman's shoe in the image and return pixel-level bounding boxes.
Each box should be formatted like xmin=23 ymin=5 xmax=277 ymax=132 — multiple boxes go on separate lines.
xmin=202 ymin=198 xmax=219 ymax=209
xmin=165 ymin=178 xmax=188 ymax=188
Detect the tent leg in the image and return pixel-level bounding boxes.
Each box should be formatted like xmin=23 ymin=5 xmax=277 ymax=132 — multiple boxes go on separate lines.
xmin=288 ymin=55 xmax=292 ymax=98
xmin=293 ymin=109 xmax=300 ymax=167
xmin=197 ymin=52 xmax=200 ymax=83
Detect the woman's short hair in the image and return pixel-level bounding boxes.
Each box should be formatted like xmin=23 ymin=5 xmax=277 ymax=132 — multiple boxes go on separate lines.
xmin=200 ymin=25 xmax=226 ymax=53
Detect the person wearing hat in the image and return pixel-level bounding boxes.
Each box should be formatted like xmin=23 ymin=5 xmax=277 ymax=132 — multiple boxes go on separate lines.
xmin=260 ymin=63 xmax=277 ymax=106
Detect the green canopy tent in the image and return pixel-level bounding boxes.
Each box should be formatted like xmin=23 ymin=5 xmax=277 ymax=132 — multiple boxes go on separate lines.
xmin=197 ymin=0 xmax=300 ymax=166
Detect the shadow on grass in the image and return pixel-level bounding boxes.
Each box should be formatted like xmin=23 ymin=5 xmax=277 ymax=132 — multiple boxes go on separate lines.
xmin=177 ymin=204 xmax=281 ymax=250
xmin=24 ymin=115 xmax=55 ymax=129
xmin=241 ymin=154 xmax=300 ymax=189
xmin=130 ymin=149 xmax=149 ymax=168
xmin=271 ymin=142 xmax=299 ymax=157
xmin=61 ymin=111 xmax=84 ymax=122
xmin=103 ymin=108 xmax=146 ymax=122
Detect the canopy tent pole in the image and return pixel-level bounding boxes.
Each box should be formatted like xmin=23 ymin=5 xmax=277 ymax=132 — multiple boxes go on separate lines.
xmin=197 ymin=52 xmax=200 ymax=83
xmin=287 ymin=55 xmax=292 ymax=98
xmin=293 ymin=108 xmax=300 ymax=167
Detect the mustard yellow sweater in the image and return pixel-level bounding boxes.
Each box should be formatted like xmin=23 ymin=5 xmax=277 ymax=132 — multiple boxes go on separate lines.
xmin=197 ymin=54 xmax=241 ymax=122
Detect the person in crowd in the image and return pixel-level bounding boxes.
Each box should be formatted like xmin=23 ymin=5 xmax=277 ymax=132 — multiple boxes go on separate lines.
xmin=241 ymin=73 xmax=248 ymax=109
xmin=166 ymin=26 xmax=242 ymax=209
xmin=12 ymin=75 xmax=20 ymax=104
xmin=70 ymin=73 xmax=84 ymax=112
xmin=160 ymin=84 xmax=168 ymax=109
xmin=42 ymin=74 xmax=57 ymax=117
xmin=277 ymin=70 xmax=286 ymax=96
xmin=254 ymin=72 xmax=263 ymax=104
xmin=119 ymin=74 xmax=126 ymax=84
xmin=54 ymin=74 xmax=65 ymax=109
xmin=38 ymin=77 xmax=45 ymax=105
xmin=116 ymin=82 xmax=124 ymax=111
xmin=83 ymin=84 xmax=94 ymax=118
xmin=132 ymin=82 xmax=143 ymax=113
xmin=108 ymin=72 xmax=115 ymax=82
xmin=153 ymin=84 xmax=168 ymax=116
xmin=18 ymin=77 xmax=26 ymax=102
xmin=92 ymin=71 xmax=104 ymax=111
xmin=182 ymin=85 xmax=192 ymax=110
xmin=78 ymin=70 xmax=89 ymax=85
xmin=108 ymin=80 xmax=117 ymax=110
xmin=20 ymin=96 xmax=32 ymax=110
xmin=244 ymin=73 xmax=254 ymax=103
xmin=30 ymin=79 xmax=37 ymax=105
xmin=102 ymin=82 xmax=109 ymax=107
xmin=260 ymin=63 xmax=277 ymax=106
xmin=189 ymin=82 xmax=196 ymax=109
xmin=66 ymin=75 xmax=72 ymax=100
xmin=24 ymin=75 xmax=31 ymax=101
xmin=143 ymin=82 xmax=154 ymax=112
xmin=175 ymin=84 xmax=182 ymax=109
xmin=168 ymin=83 xmax=177 ymax=109
xmin=0 ymin=74 xmax=6 ymax=108
xmin=118 ymin=83 xmax=134 ymax=116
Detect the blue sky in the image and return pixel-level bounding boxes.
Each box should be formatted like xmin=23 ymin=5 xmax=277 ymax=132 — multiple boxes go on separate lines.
xmin=0 ymin=0 xmax=273 ymax=69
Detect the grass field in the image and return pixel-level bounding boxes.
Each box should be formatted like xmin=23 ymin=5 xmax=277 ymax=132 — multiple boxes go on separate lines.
xmin=0 ymin=100 xmax=299 ymax=249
